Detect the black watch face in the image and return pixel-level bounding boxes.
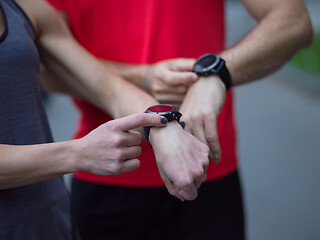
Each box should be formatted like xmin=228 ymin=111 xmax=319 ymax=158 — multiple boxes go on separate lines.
xmin=194 ymin=53 xmax=221 ymax=74
xmin=147 ymin=104 xmax=176 ymax=113
xmin=197 ymin=54 xmax=217 ymax=68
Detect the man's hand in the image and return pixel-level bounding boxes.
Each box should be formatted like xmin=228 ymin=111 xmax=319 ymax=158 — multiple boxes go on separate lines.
xmin=179 ymin=76 xmax=226 ymax=162
xmin=147 ymin=58 xmax=198 ymax=107
xmin=150 ymin=121 xmax=209 ymax=201
xmin=74 ymin=113 xmax=167 ymax=175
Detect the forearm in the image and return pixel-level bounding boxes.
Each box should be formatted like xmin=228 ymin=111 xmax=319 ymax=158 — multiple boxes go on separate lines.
xmin=222 ymin=0 xmax=313 ymax=86
xmin=39 ymin=40 xmax=158 ymax=120
xmin=0 ymin=141 xmax=77 ymax=190
xmin=35 ymin=5 xmax=158 ymax=119
xmin=102 ymin=60 xmax=149 ymax=89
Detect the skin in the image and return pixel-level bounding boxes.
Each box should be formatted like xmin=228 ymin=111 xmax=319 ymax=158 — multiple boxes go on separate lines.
xmin=39 ymin=0 xmax=312 ymax=199
xmin=9 ymin=0 xmax=209 ymax=201
xmin=100 ymin=0 xmax=313 ymax=162
xmin=180 ymin=0 xmax=313 ymax=161
xmin=0 ymin=3 xmax=167 ymax=190
xmin=0 ymin=113 xmax=167 ymax=190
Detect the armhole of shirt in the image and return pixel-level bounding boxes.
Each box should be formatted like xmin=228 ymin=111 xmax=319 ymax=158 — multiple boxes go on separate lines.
xmin=0 ymin=3 xmax=9 ymax=44
xmin=10 ymin=0 xmax=36 ymax=39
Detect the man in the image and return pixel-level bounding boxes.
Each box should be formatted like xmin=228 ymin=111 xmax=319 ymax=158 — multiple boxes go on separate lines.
xmin=0 ymin=0 xmax=209 ymax=239
xmin=47 ymin=0 xmax=313 ymax=239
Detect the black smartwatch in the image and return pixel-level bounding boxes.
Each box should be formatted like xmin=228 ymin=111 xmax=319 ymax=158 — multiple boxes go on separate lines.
xmin=144 ymin=104 xmax=183 ymax=146
xmin=193 ymin=53 xmax=232 ymax=91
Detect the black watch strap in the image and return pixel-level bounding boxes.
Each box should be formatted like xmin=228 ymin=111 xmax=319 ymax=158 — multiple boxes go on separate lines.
xmin=193 ymin=53 xmax=232 ymax=91
xmin=216 ymin=59 xmax=232 ymax=91
xmin=143 ymin=104 xmax=183 ymax=147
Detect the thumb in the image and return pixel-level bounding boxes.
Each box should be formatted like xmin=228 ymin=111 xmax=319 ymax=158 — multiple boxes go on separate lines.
xmin=170 ymin=58 xmax=197 ymax=72
xmin=116 ymin=113 xmax=167 ymax=132
xmin=204 ymin=119 xmax=221 ymax=163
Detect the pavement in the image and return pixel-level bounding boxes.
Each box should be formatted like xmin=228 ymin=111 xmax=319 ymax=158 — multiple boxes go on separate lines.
xmin=44 ymin=1 xmax=320 ymax=239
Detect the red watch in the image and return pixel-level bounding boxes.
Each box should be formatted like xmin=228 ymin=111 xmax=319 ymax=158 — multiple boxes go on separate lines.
xmin=144 ymin=104 xmax=183 ymax=146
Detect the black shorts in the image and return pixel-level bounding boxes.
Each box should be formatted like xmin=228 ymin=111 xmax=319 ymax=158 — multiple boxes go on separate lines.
xmin=71 ymin=171 xmax=245 ymax=240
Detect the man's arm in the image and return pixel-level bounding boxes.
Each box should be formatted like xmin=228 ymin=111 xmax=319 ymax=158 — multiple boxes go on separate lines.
xmin=179 ymin=0 xmax=313 ymax=161
xmin=101 ymin=58 xmax=199 ymax=108
xmin=40 ymin=11 xmax=198 ymax=109
xmin=222 ymin=0 xmax=313 ymax=85
xmin=18 ymin=0 xmax=209 ymax=200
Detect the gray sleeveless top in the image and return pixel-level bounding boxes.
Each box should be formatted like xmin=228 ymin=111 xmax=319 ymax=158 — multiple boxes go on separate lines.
xmin=0 ymin=0 xmax=77 ymax=239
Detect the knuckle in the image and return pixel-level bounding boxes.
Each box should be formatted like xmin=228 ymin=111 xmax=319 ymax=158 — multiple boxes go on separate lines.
xmin=202 ymin=143 xmax=210 ymax=153
xmin=203 ymin=158 xmax=210 ymax=168
xmin=113 ymin=134 xmax=126 ymax=147
xmin=113 ymin=149 xmax=125 ymax=161
xmin=202 ymin=108 xmax=213 ymax=117
xmin=198 ymin=143 xmax=210 ymax=156
xmin=164 ymin=75 xmax=173 ymax=83
xmin=102 ymin=121 xmax=115 ymax=131
xmin=176 ymin=176 xmax=193 ymax=189
xmin=109 ymin=162 xmax=123 ymax=174
xmin=206 ymin=134 xmax=218 ymax=144
xmin=193 ymin=167 xmax=204 ymax=179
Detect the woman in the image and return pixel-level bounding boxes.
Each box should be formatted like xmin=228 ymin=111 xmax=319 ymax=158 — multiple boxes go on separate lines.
xmin=0 ymin=0 xmax=170 ymax=238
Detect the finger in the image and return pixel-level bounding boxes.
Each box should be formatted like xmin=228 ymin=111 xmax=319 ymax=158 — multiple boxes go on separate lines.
xmin=122 ymin=146 xmax=142 ymax=160
xmin=190 ymin=118 xmax=209 ymax=148
xmin=120 ymin=158 xmax=141 ymax=173
xmin=194 ymin=173 xmax=207 ymax=189
xmin=154 ymin=84 xmax=187 ymax=94
xmin=204 ymin=117 xmax=221 ymax=163
xmin=155 ymin=93 xmax=185 ymax=103
xmin=169 ymin=58 xmax=196 ymax=72
xmin=118 ymin=113 xmax=167 ymax=132
xmin=176 ymin=182 xmax=198 ymax=201
xmin=166 ymin=72 xmax=198 ymax=86
xmin=161 ymin=173 xmax=186 ymax=201
xmin=125 ymin=130 xmax=143 ymax=146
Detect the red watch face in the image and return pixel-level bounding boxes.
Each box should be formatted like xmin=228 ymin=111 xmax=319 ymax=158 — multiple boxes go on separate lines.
xmin=147 ymin=104 xmax=176 ymax=113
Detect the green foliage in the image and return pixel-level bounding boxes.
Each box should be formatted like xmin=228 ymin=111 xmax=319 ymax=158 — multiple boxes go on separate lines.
xmin=291 ymin=33 xmax=320 ymax=78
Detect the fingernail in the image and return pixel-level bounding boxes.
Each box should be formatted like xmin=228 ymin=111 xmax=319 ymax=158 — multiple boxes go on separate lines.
xmin=161 ymin=118 xmax=167 ymax=124
xmin=180 ymin=121 xmax=186 ymax=129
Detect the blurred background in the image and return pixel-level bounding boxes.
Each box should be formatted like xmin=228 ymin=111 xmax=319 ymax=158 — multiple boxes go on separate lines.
xmin=44 ymin=0 xmax=320 ymax=239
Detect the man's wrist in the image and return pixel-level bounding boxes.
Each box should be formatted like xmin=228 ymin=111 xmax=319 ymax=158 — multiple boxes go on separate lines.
xmin=143 ymin=65 xmax=151 ymax=89
xmin=193 ymin=53 xmax=232 ymax=91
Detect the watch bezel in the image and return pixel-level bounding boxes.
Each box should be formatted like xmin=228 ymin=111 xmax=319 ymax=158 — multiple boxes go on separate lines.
xmin=193 ymin=53 xmax=221 ymax=75
xmin=144 ymin=104 xmax=183 ymax=146
xmin=145 ymin=104 xmax=181 ymax=122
